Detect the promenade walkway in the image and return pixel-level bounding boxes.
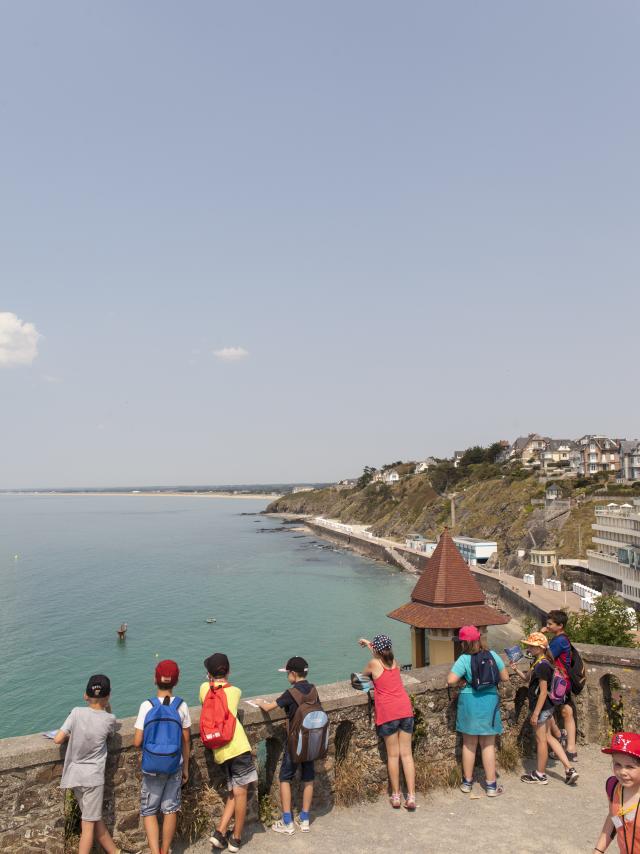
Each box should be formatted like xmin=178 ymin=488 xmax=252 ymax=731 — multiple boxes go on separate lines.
xmin=180 ymin=745 xmax=609 ymax=854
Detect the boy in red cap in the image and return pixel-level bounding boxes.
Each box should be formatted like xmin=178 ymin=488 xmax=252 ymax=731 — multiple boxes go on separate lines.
xmin=594 ymin=732 xmax=640 ymax=854
xmin=133 ymin=660 xmax=191 ymax=854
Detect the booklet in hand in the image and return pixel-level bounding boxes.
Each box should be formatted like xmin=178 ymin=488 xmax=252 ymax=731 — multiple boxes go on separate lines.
xmin=504 ymin=645 xmax=524 ymax=663
xmin=43 ymin=730 xmax=58 ymax=739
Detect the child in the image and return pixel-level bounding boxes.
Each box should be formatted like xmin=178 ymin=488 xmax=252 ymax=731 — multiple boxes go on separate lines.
xmin=54 ymin=674 xmax=125 ymax=854
xmin=510 ymin=632 xmax=578 ymax=786
xmin=542 ymin=609 xmax=578 ymax=761
xmin=201 ymin=653 xmax=258 ymax=853
xmin=256 ymin=656 xmax=317 ymax=833
xmin=594 ymin=732 xmax=640 ymax=854
xmin=133 ymin=660 xmax=191 ymax=854
xmin=359 ymin=635 xmax=416 ymax=810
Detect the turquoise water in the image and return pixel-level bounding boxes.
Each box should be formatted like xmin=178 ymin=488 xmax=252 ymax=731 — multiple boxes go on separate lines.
xmin=0 ymin=494 xmax=413 ymax=738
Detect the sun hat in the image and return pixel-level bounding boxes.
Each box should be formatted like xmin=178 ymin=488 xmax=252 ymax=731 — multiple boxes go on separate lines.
xmin=86 ymin=674 xmax=111 ymax=698
xmin=155 ymin=659 xmax=180 ymax=687
xmin=521 ymin=632 xmax=549 ymax=649
xmin=602 ymin=732 xmax=640 ymax=760
xmin=277 ymin=656 xmax=309 ymax=675
xmin=459 ymin=625 xmax=481 ymax=642
xmin=371 ymin=634 xmax=393 ymax=654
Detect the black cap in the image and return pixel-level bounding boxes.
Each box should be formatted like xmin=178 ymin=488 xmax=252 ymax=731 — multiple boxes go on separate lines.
xmin=279 ymin=656 xmax=309 ymax=676
xmin=86 ymin=674 xmax=111 ymax=698
xmin=204 ymin=653 xmax=230 ymax=678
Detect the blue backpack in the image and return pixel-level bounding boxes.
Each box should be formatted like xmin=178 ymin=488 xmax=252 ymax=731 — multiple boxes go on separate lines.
xmin=470 ymin=651 xmax=500 ymax=690
xmin=142 ymin=697 xmax=184 ymax=775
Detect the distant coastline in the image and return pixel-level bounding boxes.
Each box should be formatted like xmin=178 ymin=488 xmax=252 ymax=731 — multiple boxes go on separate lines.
xmin=0 ymin=490 xmax=283 ymax=500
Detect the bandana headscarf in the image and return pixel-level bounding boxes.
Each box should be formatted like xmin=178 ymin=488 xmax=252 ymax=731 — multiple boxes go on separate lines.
xmin=371 ymin=634 xmax=393 ymax=654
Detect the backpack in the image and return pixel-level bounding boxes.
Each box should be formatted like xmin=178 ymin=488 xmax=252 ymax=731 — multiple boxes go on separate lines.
xmin=549 ymin=667 xmax=570 ymax=705
xmin=567 ymin=643 xmax=587 ymax=695
xmin=350 ymin=672 xmax=374 ymax=693
xmin=200 ymin=682 xmax=237 ymax=750
xmin=142 ymin=696 xmax=184 ymax=775
xmin=470 ymin=650 xmax=500 ymax=690
xmin=287 ymin=685 xmax=330 ymax=764
xmin=606 ymin=774 xmax=619 ymax=802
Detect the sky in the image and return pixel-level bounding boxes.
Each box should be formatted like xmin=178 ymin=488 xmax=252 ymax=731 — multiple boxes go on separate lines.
xmin=1 ymin=2 xmax=639 ymax=488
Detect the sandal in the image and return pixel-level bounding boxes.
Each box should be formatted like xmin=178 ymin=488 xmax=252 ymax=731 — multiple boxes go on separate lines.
xmin=403 ymin=795 xmax=417 ymax=811
xmin=485 ymin=783 xmax=504 ymax=797
xmin=390 ymin=792 xmax=402 ymax=809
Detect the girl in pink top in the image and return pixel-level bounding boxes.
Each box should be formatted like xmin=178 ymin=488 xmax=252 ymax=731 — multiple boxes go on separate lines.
xmin=359 ymin=634 xmax=416 ymax=810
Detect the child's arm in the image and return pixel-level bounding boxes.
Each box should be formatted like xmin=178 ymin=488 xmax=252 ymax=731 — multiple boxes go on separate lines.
xmin=531 ymin=677 xmax=547 ymax=725
xmin=256 ymin=699 xmax=278 ymax=712
xmin=593 ymin=814 xmax=615 ymax=853
xmin=181 ymin=728 xmax=190 ymax=783
xmin=509 ymin=661 xmax=530 ymax=683
xmin=133 ymin=727 xmax=143 ymax=748
xmin=53 ymin=730 xmax=69 ymax=745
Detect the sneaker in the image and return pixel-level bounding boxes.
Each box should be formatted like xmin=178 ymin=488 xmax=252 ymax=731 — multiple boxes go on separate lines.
xmin=565 ymin=767 xmax=579 ymax=786
xmin=403 ymin=795 xmax=417 ymax=811
xmin=521 ymin=771 xmax=548 ymax=785
xmin=459 ymin=779 xmax=473 ymax=794
xmin=271 ymin=820 xmax=295 ymax=835
xmin=225 ymin=831 xmax=242 ymax=852
xmin=295 ymin=817 xmax=310 ymax=832
xmin=210 ymin=829 xmax=228 ymax=849
xmin=566 ymin=751 xmax=578 ymax=762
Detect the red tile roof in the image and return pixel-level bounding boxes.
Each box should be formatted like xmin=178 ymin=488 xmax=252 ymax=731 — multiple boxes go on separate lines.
xmin=387 ymin=529 xmax=509 ymax=629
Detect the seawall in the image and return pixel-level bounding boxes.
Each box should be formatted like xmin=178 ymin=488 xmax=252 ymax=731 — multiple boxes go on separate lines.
xmin=2 ymin=646 xmax=640 ymax=853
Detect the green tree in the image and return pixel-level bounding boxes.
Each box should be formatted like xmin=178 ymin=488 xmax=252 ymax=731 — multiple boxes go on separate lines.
xmin=566 ymin=595 xmax=637 ymax=648
xmin=357 ymin=466 xmax=376 ymax=489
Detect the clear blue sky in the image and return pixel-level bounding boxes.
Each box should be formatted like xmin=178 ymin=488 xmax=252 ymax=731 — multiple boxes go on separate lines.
xmin=1 ymin=2 xmax=638 ymax=488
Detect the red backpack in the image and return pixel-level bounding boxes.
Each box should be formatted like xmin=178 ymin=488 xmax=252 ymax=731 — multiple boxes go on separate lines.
xmin=200 ymin=682 xmax=237 ymax=750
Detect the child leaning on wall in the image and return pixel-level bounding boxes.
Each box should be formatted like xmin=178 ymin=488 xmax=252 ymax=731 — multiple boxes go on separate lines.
xmin=54 ymin=674 xmax=138 ymax=854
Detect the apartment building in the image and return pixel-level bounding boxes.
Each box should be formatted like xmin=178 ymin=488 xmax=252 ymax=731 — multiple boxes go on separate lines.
xmin=577 ymin=435 xmax=621 ymax=476
xmin=587 ymin=499 xmax=640 ymax=606
xmin=619 ymin=440 xmax=640 ymax=482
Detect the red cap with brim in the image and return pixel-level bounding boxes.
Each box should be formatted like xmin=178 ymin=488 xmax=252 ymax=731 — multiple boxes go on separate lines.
xmin=602 ymin=732 xmax=640 ymax=760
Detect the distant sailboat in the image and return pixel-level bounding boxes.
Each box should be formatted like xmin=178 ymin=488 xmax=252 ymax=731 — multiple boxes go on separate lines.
xmin=205 ymin=617 xmax=216 ymax=624
xmin=117 ymin=623 xmax=128 ymax=639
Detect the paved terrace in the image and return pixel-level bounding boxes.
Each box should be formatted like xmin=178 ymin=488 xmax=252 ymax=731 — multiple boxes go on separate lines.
xmin=181 ymin=745 xmax=610 ymax=854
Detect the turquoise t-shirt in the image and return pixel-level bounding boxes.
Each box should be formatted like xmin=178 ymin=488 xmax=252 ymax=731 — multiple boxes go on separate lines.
xmin=451 ymin=651 xmax=505 ymax=694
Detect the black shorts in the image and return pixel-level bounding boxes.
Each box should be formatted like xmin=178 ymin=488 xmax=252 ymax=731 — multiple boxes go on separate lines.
xmin=279 ymin=748 xmax=315 ymax=783
xmin=222 ymin=751 xmax=258 ymax=791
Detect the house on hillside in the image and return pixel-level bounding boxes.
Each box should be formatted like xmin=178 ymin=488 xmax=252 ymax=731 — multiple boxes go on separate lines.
xmin=577 ymin=435 xmax=621 ymax=476
xmin=414 ymin=458 xmax=437 ymax=474
xmin=452 ymin=451 xmax=464 ymax=468
xmin=509 ymin=434 xmax=549 ymax=467
xmin=383 ymin=470 xmax=400 ymax=484
xmin=546 ymin=483 xmax=562 ymax=502
xmin=542 ymin=439 xmax=577 ymax=469
xmin=619 ymin=440 xmax=640 ymax=482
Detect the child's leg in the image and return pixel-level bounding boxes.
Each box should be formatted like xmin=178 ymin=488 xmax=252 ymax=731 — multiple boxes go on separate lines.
xmin=217 ymin=790 xmax=236 ymax=836
xmin=534 ymin=721 xmax=549 ymax=774
xmin=232 ymin=785 xmax=248 ymax=840
xmin=161 ymin=812 xmax=178 ymax=854
xmin=301 ymin=782 xmax=314 ymax=814
xmin=561 ymin=703 xmax=577 ymax=753
xmin=549 ymin=715 xmax=562 ymax=740
xmin=280 ymin=780 xmax=292 ymax=815
xmin=384 ymin=733 xmax=401 ymax=793
xmin=78 ymin=820 xmax=96 ymax=854
xmin=461 ymin=734 xmax=479 ymax=783
xmin=398 ymin=730 xmax=416 ymax=796
xmin=546 ymin=726 xmax=572 ymax=771
xmin=478 ymin=736 xmax=497 ymax=784
xmin=143 ymin=815 xmax=162 ymax=854
xmin=94 ymin=820 xmax=118 ymax=854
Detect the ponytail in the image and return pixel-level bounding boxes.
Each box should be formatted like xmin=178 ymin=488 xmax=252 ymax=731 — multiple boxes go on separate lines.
xmin=379 ymin=648 xmax=394 ymax=668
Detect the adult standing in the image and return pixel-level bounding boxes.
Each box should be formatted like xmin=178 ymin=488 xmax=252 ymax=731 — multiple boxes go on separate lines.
xmin=359 ymin=634 xmax=416 ymax=811
xmin=446 ymin=625 xmax=509 ymax=796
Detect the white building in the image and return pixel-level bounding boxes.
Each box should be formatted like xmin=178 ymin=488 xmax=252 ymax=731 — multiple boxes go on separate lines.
xmin=619 ymin=441 xmax=640 ymax=482
xmin=405 ymin=535 xmax=437 ymax=556
xmin=453 ymin=536 xmax=498 ymax=566
xmin=587 ymin=500 xmax=640 ymax=606
xmin=384 ymin=470 xmax=400 ymax=484
xmin=414 ymin=458 xmax=437 ymax=474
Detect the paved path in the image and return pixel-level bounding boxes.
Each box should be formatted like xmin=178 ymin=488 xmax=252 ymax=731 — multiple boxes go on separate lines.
xmin=178 ymin=745 xmax=609 ymax=854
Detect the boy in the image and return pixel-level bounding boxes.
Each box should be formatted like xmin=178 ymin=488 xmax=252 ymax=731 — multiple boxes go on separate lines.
xmin=201 ymin=653 xmax=258 ymax=853
xmin=594 ymin=731 xmax=640 ymax=853
xmin=542 ymin=609 xmax=578 ymax=761
xmin=54 ymin=674 xmax=125 ymax=854
xmin=133 ymin=660 xmax=191 ymax=854
xmin=257 ymin=656 xmax=315 ymax=834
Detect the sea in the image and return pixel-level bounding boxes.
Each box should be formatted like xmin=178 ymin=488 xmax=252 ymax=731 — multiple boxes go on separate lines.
xmin=0 ymin=494 xmax=413 ymax=738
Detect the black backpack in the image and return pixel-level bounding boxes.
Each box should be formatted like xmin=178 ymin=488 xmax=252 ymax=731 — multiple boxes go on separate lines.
xmin=567 ymin=643 xmax=586 ymax=695
xmin=470 ymin=650 xmax=500 ymax=690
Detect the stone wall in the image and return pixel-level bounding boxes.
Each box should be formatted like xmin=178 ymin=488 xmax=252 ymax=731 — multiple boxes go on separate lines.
xmin=2 ymin=646 xmax=640 ymax=853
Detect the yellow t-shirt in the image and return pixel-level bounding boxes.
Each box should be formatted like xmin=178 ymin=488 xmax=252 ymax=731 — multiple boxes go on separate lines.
xmin=199 ymin=681 xmax=252 ymax=763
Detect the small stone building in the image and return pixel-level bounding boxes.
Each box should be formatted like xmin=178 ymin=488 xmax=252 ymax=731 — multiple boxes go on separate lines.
xmin=388 ymin=529 xmax=509 ymax=667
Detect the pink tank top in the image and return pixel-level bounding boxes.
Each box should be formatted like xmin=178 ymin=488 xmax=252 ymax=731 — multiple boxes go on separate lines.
xmin=372 ymin=665 xmax=413 ymax=725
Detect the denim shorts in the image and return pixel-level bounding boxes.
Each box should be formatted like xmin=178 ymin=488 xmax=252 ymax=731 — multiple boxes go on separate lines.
xmin=377 ymin=716 xmax=415 ymax=738
xmin=279 ymin=748 xmax=315 ymax=783
xmin=535 ymin=708 xmax=555 ymax=727
xmin=140 ymin=770 xmax=182 ymax=816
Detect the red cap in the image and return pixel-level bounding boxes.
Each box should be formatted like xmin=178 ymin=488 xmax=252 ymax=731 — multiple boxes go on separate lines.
xmin=155 ymin=659 xmax=180 ymax=687
xmin=459 ymin=625 xmax=481 ymax=642
xmin=602 ymin=732 xmax=640 ymax=760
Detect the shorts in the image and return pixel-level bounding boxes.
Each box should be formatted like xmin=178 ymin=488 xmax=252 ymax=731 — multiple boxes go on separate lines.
xmin=72 ymin=785 xmax=104 ymax=822
xmin=222 ymin=751 xmax=258 ymax=791
xmin=279 ymin=748 xmax=315 ymax=783
xmin=377 ymin=717 xmax=415 ymax=738
xmin=140 ymin=770 xmax=182 ymax=817
xmin=535 ymin=708 xmax=555 ymax=726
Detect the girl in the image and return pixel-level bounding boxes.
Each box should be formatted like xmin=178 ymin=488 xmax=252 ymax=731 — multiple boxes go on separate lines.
xmin=510 ymin=631 xmax=578 ymax=786
xmin=595 ymin=731 xmax=640 ymax=854
xmin=358 ymin=634 xmax=416 ymax=810
xmin=446 ymin=625 xmax=510 ymax=796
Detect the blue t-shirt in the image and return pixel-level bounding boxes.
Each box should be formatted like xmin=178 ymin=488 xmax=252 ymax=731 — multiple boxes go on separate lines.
xmin=549 ymin=633 xmax=571 ymax=676
xmin=451 ymin=651 xmax=505 ymax=694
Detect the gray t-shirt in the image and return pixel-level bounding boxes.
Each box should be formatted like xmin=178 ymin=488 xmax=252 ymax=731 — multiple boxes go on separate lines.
xmin=59 ymin=706 xmax=116 ymax=788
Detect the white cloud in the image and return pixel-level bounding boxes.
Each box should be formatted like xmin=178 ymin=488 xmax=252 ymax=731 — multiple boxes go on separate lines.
xmin=0 ymin=312 xmax=41 ymax=366
xmin=213 ymin=346 xmax=249 ymax=362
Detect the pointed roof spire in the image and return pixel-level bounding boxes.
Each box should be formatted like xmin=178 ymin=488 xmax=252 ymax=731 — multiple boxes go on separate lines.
xmin=411 ymin=529 xmax=485 ymax=607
